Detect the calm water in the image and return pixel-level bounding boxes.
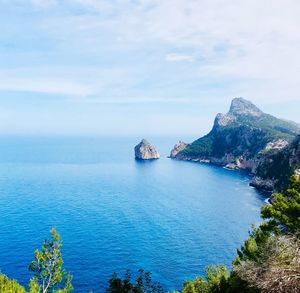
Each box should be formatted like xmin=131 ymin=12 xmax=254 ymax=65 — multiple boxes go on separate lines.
xmin=0 ymin=136 xmax=265 ymax=292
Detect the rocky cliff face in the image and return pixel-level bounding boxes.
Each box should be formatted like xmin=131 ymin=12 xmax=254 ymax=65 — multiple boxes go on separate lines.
xmin=169 ymin=141 xmax=188 ymax=158
xmin=252 ymin=135 xmax=300 ymax=191
xmin=171 ymin=97 xmax=300 ymax=191
xmin=134 ymin=139 xmax=160 ymax=160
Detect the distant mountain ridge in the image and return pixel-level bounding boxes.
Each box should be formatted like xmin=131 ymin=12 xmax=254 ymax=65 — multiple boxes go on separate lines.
xmin=171 ymin=97 xmax=300 ymax=191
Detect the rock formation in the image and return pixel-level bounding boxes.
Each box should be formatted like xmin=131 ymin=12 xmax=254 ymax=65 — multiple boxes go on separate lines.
xmin=134 ymin=139 xmax=160 ymax=160
xmin=169 ymin=141 xmax=188 ymax=158
xmin=171 ymin=97 xmax=300 ymax=191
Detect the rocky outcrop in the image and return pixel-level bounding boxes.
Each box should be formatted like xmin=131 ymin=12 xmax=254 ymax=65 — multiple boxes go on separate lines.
xmin=134 ymin=139 xmax=160 ymax=160
xmin=252 ymin=134 xmax=300 ymax=191
xmin=264 ymin=139 xmax=289 ymax=152
xmin=229 ymin=97 xmax=263 ymax=117
xmin=171 ymin=97 xmax=300 ymax=191
xmin=249 ymin=176 xmax=275 ymax=192
xmin=169 ymin=141 xmax=188 ymax=158
xmin=214 ymin=113 xmax=235 ymax=128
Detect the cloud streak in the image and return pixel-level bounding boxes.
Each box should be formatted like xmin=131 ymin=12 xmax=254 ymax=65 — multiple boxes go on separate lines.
xmin=19 ymin=0 xmax=300 ymax=102
xmin=165 ymin=53 xmax=195 ymax=62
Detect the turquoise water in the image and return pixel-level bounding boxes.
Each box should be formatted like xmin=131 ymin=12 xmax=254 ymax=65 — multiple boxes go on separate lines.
xmin=0 ymin=136 xmax=265 ymax=292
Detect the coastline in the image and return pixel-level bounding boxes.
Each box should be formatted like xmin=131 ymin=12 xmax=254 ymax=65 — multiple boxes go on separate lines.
xmin=169 ymin=155 xmax=275 ymax=194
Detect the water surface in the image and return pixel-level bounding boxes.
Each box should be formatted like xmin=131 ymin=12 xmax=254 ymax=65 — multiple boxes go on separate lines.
xmin=0 ymin=136 xmax=265 ymax=292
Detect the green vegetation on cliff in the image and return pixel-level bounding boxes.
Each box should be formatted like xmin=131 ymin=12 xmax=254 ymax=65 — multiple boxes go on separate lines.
xmin=177 ymin=98 xmax=300 ymax=161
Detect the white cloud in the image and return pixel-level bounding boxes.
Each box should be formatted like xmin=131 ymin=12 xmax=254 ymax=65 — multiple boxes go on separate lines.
xmin=30 ymin=0 xmax=300 ymax=101
xmin=3 ymin=0 xmax=300 ymax=105
xmin=165 ymin=53 xmax=195 ymax=62
xmin=0 ymin=66 xmax=142 ymax=97
xmin=0 ymin=77 xmax=92 ymax=96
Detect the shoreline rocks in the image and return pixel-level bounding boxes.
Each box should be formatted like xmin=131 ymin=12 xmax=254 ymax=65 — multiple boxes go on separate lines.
xmin=249 ymin=176 xmax=275 ymax=192
xmin=134 ymin=139 xmax=160 ymax=160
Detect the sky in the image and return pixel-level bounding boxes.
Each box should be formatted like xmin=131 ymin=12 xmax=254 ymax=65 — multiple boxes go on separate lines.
xmin=0 ymin=0 xmax=299 ymax=137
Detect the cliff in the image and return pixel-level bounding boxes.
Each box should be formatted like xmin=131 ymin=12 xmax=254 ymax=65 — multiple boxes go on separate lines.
xmin=251 ymin=134 xmax=300 ymax=191
xmin=171 ymin=97 xmax=300 ymax=191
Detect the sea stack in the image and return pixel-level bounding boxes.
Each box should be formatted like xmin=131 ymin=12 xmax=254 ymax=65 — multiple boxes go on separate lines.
xmin=134 ymin=139 xmax=160 ymax=160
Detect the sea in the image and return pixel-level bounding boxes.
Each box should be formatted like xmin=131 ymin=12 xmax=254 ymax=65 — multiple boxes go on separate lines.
xmin=0 ymin=136 xmax=266 ymax=292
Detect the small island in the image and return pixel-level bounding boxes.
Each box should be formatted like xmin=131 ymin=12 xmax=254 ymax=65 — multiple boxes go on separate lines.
xmin=134 ymin=139 xmax=160 ymax=160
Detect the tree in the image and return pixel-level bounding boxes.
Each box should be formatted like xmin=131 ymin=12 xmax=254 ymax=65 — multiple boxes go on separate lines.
xmin=180 ymin=266 xmax=230 ymax=293
xmin=182 ymin=277 xmax=209 ymax=293
xmin=29 ymin=228 xmax=72 ymax=293
xmin=261 ymin=175 xmax=300 ymax=234
xmin=106 ymin=269 xmax=164 ymax=293
xmin=235 ymin=226 xmax=271 ymax=264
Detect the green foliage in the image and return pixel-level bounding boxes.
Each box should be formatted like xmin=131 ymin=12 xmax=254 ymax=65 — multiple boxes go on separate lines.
xmin=232 ymin=176 xmax=300 ymax=292
xmin=180 ymin=123 xmax=290 ymax=160
xmin=0 ymin=273 xmax=26 ymax=293
xmin=205 ymin=266 xmax=230 ymax=292
xmin=29 ymin=228 xmax=73 ymax=293
xmin=106 ymin=269 xmax=164 ymax=293
xmin=240 ymin=113 xmax=299 ymax=139
xmin=180 ymin=266 xmax=230 ymax=293
xmin=177 ymin=108 xmax=299 ymax=181
xmin=261 ymin=176 xmax=300 ymax=234
xmin=28 ymin=278 xmax=40 ymax=293
xmin=181 ymin=134 xmax=214 ymax=158
xmin=182 ymin=277 xmax=209 ymax=293
xmin=235 ymin=226 xmax=271 ymax=264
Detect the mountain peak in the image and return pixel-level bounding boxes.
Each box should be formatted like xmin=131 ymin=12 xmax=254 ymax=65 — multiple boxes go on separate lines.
xmin=229 ymin=97 xmax=263 ymax=117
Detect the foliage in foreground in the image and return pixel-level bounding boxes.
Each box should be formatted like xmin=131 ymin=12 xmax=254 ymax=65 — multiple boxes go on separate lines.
xmin=261 ymin=175 xmax=300 ymax=234
xmin=177 ymin=265 xmax=230 ymax=293
xmin=234 ymin=234 xmax=300 ymax=293
xmin=170 ymin=176 xmax=300 ymax=293
xmin=0 ymin=273 xmax=26 ymax=293
xmin=232 ymin=176 xmax=300 ymax=292
xmin=0 ymin=228 xmax=72 ymax=293
xmin=107 ymin=269 xmax=164 ymax=293
xmin=29 ymin=228 xmax=72 ymax=293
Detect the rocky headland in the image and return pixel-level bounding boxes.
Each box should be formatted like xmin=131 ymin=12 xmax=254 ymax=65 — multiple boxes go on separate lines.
xmin=169 ymin=141 xmax=189 ymax=158
xmin=134 ymin=139 xmax=160 ymax=160
xmin=170 ymin=97 xmax=300 ymax=191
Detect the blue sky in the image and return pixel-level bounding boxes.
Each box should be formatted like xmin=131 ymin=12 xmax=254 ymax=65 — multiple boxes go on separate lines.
xmin=0 ymin=0 xmax=299 ymax=137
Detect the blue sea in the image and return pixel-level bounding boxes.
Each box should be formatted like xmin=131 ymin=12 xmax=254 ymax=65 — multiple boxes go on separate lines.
xmin=0 ymin=136 xmax=266 ymax=292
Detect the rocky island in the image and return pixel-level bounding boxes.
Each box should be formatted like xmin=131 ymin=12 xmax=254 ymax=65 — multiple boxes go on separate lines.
xmin=171 ymin=97 xmax=300 ymax=191
xmin=134 ymin=139 xmax=160 ymax=160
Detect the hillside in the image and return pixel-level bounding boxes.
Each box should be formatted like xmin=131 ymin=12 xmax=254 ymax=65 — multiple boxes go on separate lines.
xmin=171 ymin=97 xmax=300 ymax=191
